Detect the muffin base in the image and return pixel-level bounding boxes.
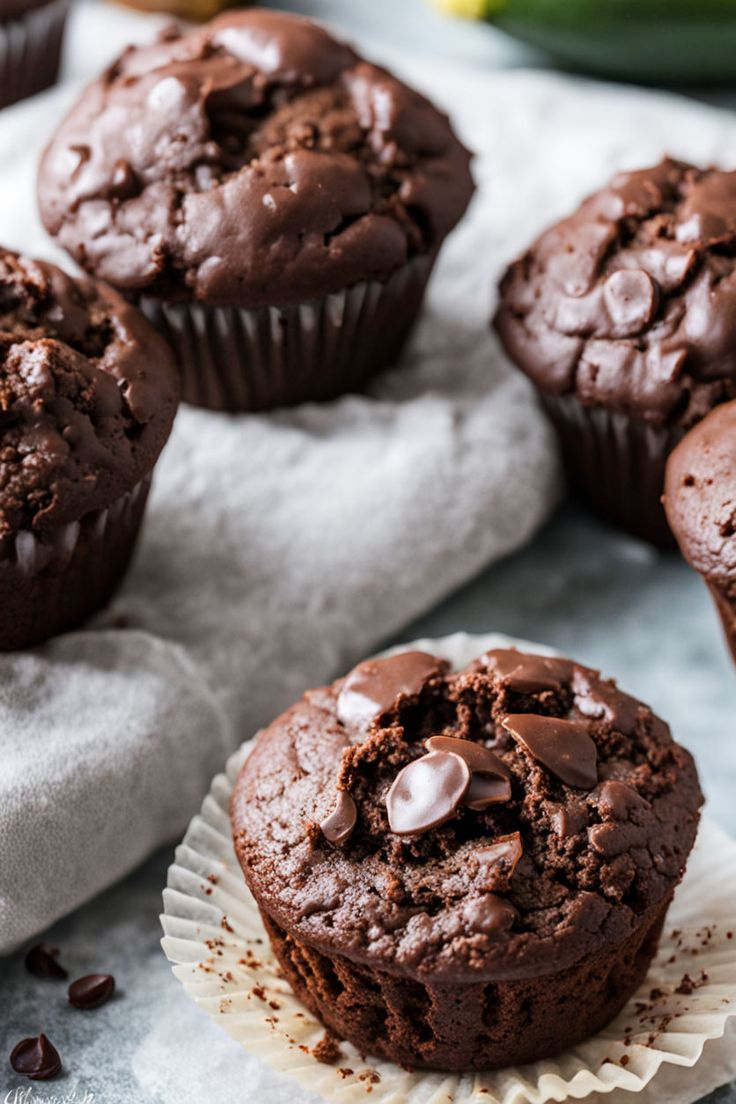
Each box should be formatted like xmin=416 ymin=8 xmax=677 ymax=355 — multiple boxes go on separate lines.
xmin=260 ymin=895 xmax=670 ymax=1072
xmin=0 ymin=477 xmax=150 ymax=650
xmin=136 ymin=254 xmax=434 ymax=413
xmin=540 ymin=393 xmax=682 ymax=548
xmin=0 ymin=0 xmax=68 ymax=109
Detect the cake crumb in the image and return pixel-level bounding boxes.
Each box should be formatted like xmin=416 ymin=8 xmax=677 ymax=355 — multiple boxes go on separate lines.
xmin=311 ymin=1033 xmax=341 ymax=1064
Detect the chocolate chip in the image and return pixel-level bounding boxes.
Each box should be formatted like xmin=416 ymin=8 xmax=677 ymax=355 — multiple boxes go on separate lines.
xmin=68 ymin=973 xmax=115 ymax=1010
xmin=462 ymin=893 xmax=518 ymax=935
xmin=482 ymin=649 xmax=573 ymax=694
xmin=320 ymin=791 xmax=357 ymax=846
xmin=337 ymin=651 xmax=445 ymax=736
xmin=386 ymin=750 xmax=470 ymax=835
xmin=425 ymin=735 xmax=511 ymax=810
xmin=502 ymin=714 xmax=598 ymax=789
xmin=10 ymin=1035 xmax=61 ymax=1080
xmin=476 ymin=832 xmax=524 ymax=889
xmin=603 ymin=269 xmax=658 ymax=333
xmin=24 ymin=943 xmax=68 ymax=980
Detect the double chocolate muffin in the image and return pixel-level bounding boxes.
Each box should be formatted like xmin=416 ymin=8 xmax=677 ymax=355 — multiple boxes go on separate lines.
xmin=37 ymin=10 xmax=474 ymax=412
xmin=664 ymin=400 xmax=736 ymax=665
xmin=495 ymin=159 xmax=736 ymax=546
xmin=231 ymin=646 xmax=702 ymax=1070
xmin=0 ymin=0 xmax=68 ymax=109
xmin=0 ymin=247 xmax=178 ymax=650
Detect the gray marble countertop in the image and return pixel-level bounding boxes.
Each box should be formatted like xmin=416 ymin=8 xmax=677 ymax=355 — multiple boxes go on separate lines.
xmin=2 ymin=2 xmax=736 ymax=1101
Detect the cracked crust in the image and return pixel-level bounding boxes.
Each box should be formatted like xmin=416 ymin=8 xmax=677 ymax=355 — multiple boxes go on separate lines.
xmin=494 ymin=159 xmax=736 ymax=429
xmin=37 ymin=9 xmax=474 ymax=309
xmin=664 ymin=399 xmax=736 ymax=591
xmin=231 ymin=648 xmax=701 ymax=984
xmin=0 ymin=249 xmax=178 ymax=539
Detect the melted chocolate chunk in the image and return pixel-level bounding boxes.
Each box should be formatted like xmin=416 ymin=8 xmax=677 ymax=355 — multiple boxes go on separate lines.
xmin=502 ymin=714 xmax=598 ymax=789
xmin=320 ymin=791 xmax=357 ymax=846
xmin=464 ymin=774 xmax=512 ymax=810
xmin=476 ymin=833 xmax=523 ymax=890
xmin=9 ymin=1035 xmax=62 ymax=1080
xmin=68 ymin=973 xmax=115 ymax=1010
xmin=462 ymin=893 xmax=518 ymax=936
xmin=483 ymin=649 xmax=573 ymax=693
xmin=337 ymin=651 xmax=445 ymax=736
xmin=24 ymin=943 xmax=67 ymax=980
xmin=426 ymin=734 xmax=512 ymax=810
xmin=386 ymin=750 xmax=470 ymax=835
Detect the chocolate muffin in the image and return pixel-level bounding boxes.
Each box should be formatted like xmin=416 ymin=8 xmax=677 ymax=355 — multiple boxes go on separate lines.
xmin=0 ymin=0 xmax=68 ymax=109
xmin=664 ymin=400 xmax=736 ymax=665
xmin=231 ymin=646 xmax=702 ymax=1070
xmin=0 ymin=247 xmax=178 ymax=650
xmin=37 ymin=10 xmax=474 ymax=412
xmin=495 ymin=159 xmax=736 ymax=546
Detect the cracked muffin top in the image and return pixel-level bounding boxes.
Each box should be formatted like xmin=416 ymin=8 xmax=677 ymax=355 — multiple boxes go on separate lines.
xmin=37 ymin=9 xmax=474 ymax=309
xmin=231 ymin=646 xmax=702 ymax=983
xmin=664 ymin=400 xmax=736 ymax=591
xmin=0 ymin=248 xmax=178 ymax=540
xmin=494 ymin=159 xmax=736 ymax=429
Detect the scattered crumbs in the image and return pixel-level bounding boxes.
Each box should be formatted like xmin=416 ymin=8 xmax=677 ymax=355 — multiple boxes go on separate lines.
xmin=623 ymin=1036 xmax=632 ymax=1047
xmin=357 ymin=1070 xmax=380 ymax=1085
xmin=265 ymin=1016 xmax=279 ymax=1026
xmin=667 ymin=954 xmax=676 ymax=964
xmin=207 ymin=873 xmax=219 ymax=885
xmin=223 ymin=971 xmax=234 ymax=983
xmin=221 ymin=917 xmax=234 ymax=933
xmin=269 ymin=1000 xmax=281 ymax=1010
xmin=728 ymin=932 xmax=733 ymax=940
xmin=238 ymin=950 xmax=263 ymax=969
xmin=204 ymin=887 xmax=213 ymax=895
xmin=620 ymin=1055 xmax=629 ymax=1067
xmin=197 ymin=962 xmax=214 ymax=974
xmin=295 ymin=1012 xmax=305 ymax=1019
xmin=218 ymin=997 xmax=233 ymax=1013
xmin=337 ymin=1069 xmax=354 ymax=1080
xmin=251 ymin=985 xmax=267 ymax=1002
xmin=311 ymin=1033 xmax=341 ymax=1065
xmin=675 ymin=970 xmax=708 ymax=996
xmin=299 ymin=1045 xmax=310 ymax=1054
xmin=649 ymin=988 xmax=664 ymax=1002
xmin=670 ymin=929 xmax=681 ymax=940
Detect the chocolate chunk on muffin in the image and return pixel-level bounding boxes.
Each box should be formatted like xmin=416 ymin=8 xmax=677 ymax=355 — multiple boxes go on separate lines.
xmin=0 ymin=0 xmax=69 ymax=109
xmin=37 ymin=10 xmax=474 ymax=412
xmin=495 ymin=158 xmax=736 ymax=546
xmin=231 ymin=645 xmax=702 ymax=1070
xmin=664 ymin=400 xmax=736 ymax=665
xmin=0 ymin=247 xmax=178 ymax=649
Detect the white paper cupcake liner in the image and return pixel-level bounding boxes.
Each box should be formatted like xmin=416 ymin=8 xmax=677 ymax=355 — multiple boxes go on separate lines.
xmin=161 ymin=632 xmax=736 ymax=1104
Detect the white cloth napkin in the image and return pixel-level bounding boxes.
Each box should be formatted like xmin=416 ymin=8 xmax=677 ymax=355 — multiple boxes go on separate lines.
xmin=0 ymin=4 xmax=564 ymax=952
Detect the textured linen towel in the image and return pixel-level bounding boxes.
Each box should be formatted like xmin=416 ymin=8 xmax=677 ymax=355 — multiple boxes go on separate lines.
xmin=0 ymin=3 xmax=562 ymax=952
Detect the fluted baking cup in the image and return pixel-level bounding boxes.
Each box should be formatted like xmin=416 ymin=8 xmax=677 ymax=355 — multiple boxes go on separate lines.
xmin=0 ymin=476 xmax=150 ymax=649
xmin=540 ymin=393 xmax=684 ymax=548
xmin=161 ymin=631 xmax=736 ymax=1104
xmin=138 ymin=254 xmax=434 ymax=413
xmin=0 ymin=0 xmax=68 ymax=109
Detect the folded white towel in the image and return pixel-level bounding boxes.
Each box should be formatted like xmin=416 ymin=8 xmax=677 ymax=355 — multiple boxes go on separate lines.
xmin=0 ymin=5 xmax=563 ymax=952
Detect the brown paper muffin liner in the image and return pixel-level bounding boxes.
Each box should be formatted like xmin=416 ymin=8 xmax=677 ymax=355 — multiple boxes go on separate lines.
xmin=137 ymin=254 xmax=435 ymax=413
xmin=0 ymin=0 xmax=68 ymax=110
xmin=539 ymin=393 xmax=684 ymax=548
xmin=0 ymin=476 xmax=150 ymax=650
xmin=161 ymin=631 xmax=736 ymax=1104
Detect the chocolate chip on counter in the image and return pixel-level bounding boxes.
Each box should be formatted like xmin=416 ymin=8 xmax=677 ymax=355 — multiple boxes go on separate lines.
xmin=320 ymin=791 xmax=357 ymax=846
xmin=386 ymin=750 xmax=470 ymax=835
xmin=24 ymin=943 xmax=68 ymax=980
xmin=68 ymin=973 xmax=115 ymax=1010
xmin=10 ymin=1035 xmax=62 ymax=1080
xmin=502 ymin=713 xmax=598 ymax=789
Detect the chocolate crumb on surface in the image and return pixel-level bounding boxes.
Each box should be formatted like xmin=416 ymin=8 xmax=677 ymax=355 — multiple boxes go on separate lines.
xmin=311 ymin=1033 xmax=341 ymax=1065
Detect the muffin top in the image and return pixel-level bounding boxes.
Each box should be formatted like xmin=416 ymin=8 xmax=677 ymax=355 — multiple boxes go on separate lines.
xmin=231 ymin=646 xmax=701 ymax=983
xmin=37 ymin=10 xmax=474 ymax=309
xmin=0 ymin=248 xmax=178 ymax=541
xmin=664 ymin=400 xmax=736 ymax=589
xmin=495 ymin=159 xmax=736 ymax=428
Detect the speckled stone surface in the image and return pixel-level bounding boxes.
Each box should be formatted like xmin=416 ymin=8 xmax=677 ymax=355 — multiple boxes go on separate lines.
xmin=1 ymin=0 xmax=736 ymax=1100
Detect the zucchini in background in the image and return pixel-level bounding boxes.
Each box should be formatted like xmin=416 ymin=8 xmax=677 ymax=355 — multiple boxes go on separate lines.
xmin=433 ymin=0 xmax=736 ymax=84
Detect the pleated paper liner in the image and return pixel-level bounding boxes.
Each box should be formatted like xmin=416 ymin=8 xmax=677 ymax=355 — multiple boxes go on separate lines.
xmin=161 ymin=632 xmax=736 ymax=1104
xmin=0 ymin=0 xmax=69 ymax=110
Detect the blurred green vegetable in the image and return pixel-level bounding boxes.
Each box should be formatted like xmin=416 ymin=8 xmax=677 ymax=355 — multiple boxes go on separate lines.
xmin=433 ymin=0 xmax=736 ymax=84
